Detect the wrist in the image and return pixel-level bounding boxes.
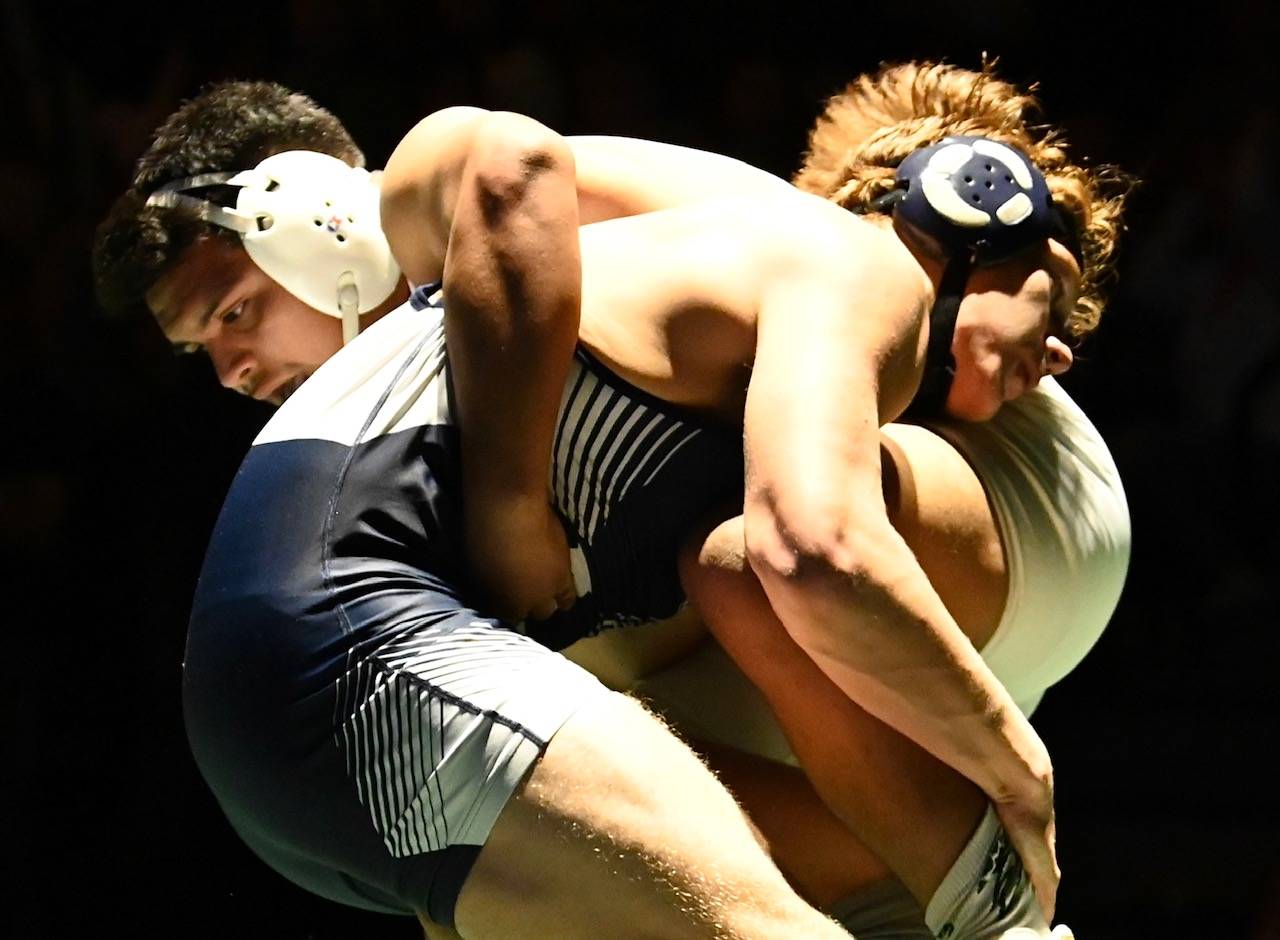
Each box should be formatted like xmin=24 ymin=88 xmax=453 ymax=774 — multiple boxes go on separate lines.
xmin=983 ymin=709 xmax=1053 ymax=804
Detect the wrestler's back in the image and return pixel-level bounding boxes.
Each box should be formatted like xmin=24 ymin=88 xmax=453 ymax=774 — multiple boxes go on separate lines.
xmin=573 ymin=189 xmax=903 ymax=424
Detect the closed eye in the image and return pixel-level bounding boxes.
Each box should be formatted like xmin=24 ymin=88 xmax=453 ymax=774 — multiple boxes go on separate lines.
xmin=170 ymin=300 xmax=243 ymax=354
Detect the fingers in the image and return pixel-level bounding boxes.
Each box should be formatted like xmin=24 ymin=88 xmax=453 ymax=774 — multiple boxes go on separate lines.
xmin=996 ymin=801 xmax=1059 ymax=923
xmin=1009 ymin=827 xmax=1056 ymax=923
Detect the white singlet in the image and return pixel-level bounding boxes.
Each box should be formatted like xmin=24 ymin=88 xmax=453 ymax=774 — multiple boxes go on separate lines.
xmin=633 ymin=376 xmax=1131 ymax=760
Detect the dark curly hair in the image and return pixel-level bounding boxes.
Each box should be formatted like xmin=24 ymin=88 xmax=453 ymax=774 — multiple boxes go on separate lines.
xmin=93 ymin=81 xmax=364 ymax=318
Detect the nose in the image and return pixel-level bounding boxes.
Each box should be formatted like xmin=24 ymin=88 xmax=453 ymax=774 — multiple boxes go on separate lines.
xmin=1044 ymin=336 xmax=1074 ymax=376
xmin=206 ymin=338 xmax=259 ymax=396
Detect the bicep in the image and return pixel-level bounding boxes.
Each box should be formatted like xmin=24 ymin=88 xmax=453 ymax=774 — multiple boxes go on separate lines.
xmin=744 ymin=284 xmax=887 ymax=560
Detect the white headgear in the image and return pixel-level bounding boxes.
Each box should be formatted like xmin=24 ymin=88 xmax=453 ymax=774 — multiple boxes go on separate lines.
xmin=146 ymin=151 xmax=401 ymax=344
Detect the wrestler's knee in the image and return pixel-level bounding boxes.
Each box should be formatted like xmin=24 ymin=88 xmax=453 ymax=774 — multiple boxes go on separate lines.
xmin=678 ymin=515 xmax=758 ymax=627
xmin=679 ymin=516 xmax=801 ymax=676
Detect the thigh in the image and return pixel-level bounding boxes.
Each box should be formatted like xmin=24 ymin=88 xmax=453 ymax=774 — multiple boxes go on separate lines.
xmin=677 ymin=514 xmax=985 ymax=903
xmin=189 ymin=586 xmax=613 ymax=926
xmin=697 ymin=741 xmax=892 ymax=909
xmin=699 ymin=745 xmax=932 ymax=939
xmin=452 ymin=692 xmax=849 ymax=940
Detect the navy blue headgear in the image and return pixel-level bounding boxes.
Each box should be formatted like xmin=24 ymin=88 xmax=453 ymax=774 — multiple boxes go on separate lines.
xmin=871 ymin=136 xmax=1082 ymax=417
xmin=885 ymin=135 xmax=1081 ymax=266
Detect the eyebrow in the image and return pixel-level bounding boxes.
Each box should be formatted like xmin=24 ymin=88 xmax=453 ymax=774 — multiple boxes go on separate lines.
xmin=160 ymin=274 xmax=236 ymax=339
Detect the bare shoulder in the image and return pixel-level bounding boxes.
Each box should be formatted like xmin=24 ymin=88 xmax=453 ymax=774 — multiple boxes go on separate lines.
xmin=383 ymin=107 xmax=568 ymax=205
xmin=380 ymin=107 xmax=492 ymax=283
xmin=621 ymin=190 xmax=918 ymax=294
xmin=681 ymin=192 xmax=930 ymax=353
xmin=579 ymin=190 xmax=922 ymax=321
xmin=739 ymin=193 xmax=932 ymax=420
xmin=382 ymin=108 xmax=575 ymax=284
xmin=382 ymin=106 xmax=489 ymax=196
xmin=750 ymin=192 xmax=920 ymax=287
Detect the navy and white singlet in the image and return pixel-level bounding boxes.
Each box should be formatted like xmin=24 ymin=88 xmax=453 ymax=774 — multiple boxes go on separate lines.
xmin=182 ymin=285 xmax=743 ymax=924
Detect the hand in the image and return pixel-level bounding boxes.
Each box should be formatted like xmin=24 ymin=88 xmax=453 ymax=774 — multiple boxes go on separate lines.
xmin=994 ymin=774 xmax=1059 ymax=923
xmin=465 ymin=494 xmax=577 ymax=622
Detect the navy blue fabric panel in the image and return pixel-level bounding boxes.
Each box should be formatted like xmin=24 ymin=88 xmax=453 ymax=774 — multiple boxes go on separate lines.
xmin=409 ymin=282 xmax=442 ymax=310
xmin=327 ymin=424 xmax=466 ymax=590
xmin=184 ymin=425 xmax=482 ymax=918
xmin=186 ymin=439 xmax=350 ymax=774
xmin=185 ymin=420 xmax=470 ymax=758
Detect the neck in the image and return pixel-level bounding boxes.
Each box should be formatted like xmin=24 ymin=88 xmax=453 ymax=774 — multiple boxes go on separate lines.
xmin=360 ymin=277 xmax=412 ymax=329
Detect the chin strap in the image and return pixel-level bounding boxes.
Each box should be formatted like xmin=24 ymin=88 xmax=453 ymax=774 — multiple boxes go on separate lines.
xmin=902 ymin=252 xmax=971 ymax=420
xmin=337 ymin=272 xmax=360 ymax=345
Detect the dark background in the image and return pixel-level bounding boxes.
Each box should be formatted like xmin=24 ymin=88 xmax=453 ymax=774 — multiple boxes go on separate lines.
xmin=4 ymin=1 xmax=1277 ymax=936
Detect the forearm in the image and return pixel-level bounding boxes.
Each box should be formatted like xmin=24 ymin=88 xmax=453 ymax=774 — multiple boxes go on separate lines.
xmin=745 ymin=509 xmax=1050 ymax=806
xmin=738 ymin=221 xmax=1048 ymax=803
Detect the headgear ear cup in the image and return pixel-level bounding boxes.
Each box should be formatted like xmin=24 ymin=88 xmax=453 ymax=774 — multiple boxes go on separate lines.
xmin=147 ymin=151 xmax=401 ymax=344
xmin=884 ymin=136 xmax=1082 ymax=418
xmin=892 ymin=135 xmax=1080 ymax=267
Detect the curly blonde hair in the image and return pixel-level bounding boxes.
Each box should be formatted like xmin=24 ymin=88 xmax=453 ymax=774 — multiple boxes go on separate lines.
xmin=793 ymin=60 xmax=1133 ymax=339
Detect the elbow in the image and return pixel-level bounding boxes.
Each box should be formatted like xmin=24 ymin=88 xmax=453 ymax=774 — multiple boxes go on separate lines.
xmin=464 ymin=112 xmax=576 ymax=225
xmin=379 ymin=107 xmax=576 ymax=239
xmin=381 ymin=106 xmax=491 ymax=215
xmin=743 ymin=498 xmax=895 ymax=654
xmin=743 ymin=496 xmax=883 ymax=599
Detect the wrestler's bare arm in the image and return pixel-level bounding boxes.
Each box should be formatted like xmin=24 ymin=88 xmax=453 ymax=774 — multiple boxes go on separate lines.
xmin=383 ymin=110 xmax=583 ymax=619
xmin=381 ymin=109 xmax=794 ymax=286
xmin=384 ymin=121 xmax=849 ymax=940
xmin=734 ymin=200 xmax=1061 ymax=915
